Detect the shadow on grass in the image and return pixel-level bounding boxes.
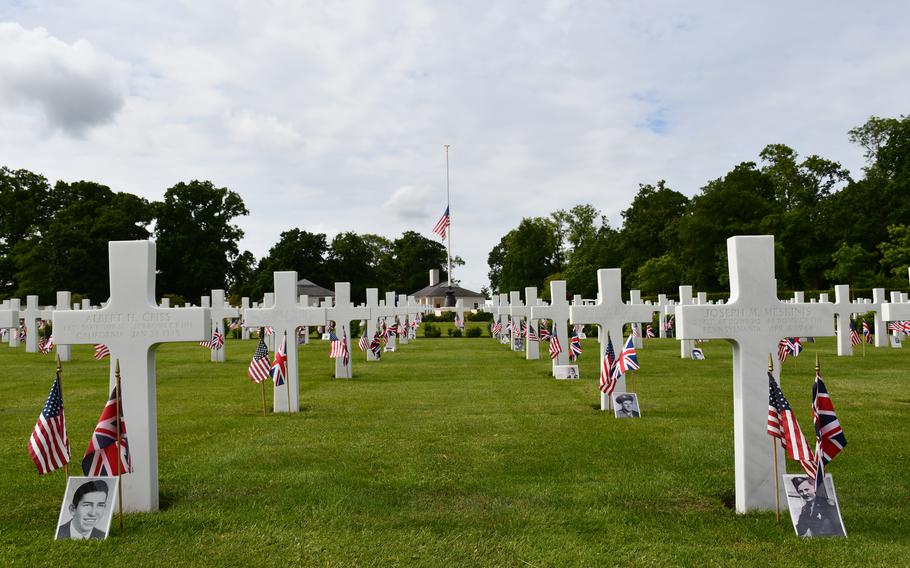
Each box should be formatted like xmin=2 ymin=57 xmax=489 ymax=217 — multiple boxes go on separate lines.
xmin=717 ymin=488 xmax=736 ymax=510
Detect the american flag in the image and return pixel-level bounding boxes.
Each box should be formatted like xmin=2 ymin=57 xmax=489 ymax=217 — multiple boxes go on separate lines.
xmin=358 ymin=332 xmax=370 ymax=352
xmin=615 ymin=334 xmax=640 ymax=375
xmin=247 ymin=336 xmax=271 ymax=384
xmin=329 ymin=327 xmax=348 ymax=361
xmin=94 ymin=344 xmax=110 ymax=360
xmin=569 ymin=326 xmax=582 ymax=361
xmin=432 ymin=206 xmax=450 ymax=239
xmin=777 ymin=338 xmax=791 ymax=362
xmin=265 ymin=326 xmax=274 ymax=336
xmin=82 ymin=384 xmax=132 ymax=476
xmin=767 ymin=373 xmax=816 ymax=478
xmin=631 ymin=324 xmax=641 ymax=338
xmin=549 ymin=323 xmax=563 ymax=360
xmin=862 ymin=320 xmax=873 ymax=343
xmin=599 ymin=334 xmax=617 ymax=395
xmin=28 ymin=376 xmax=70 ymax=475
xmin=527 ymin=321 xmax=539 ymax=342
xmin=454 ymin=313 xmax=464 ymax=330
xmin=228 ymin=318 xmax=242 ymax=330
xmin=888 ymin=321 xmax=910 ymax=333
xmin=664 ymin=316 xmax=675 ymax=331
xmin=645 ymin=324 xmax=655 ymax=338
xmin=491 ymin=321 xmax=502 ymax=336
xmin=849 ymin=320 xmax=860 ymax=347
xmin=38 ymin=334 xmax=54 ymax=355
xmin=270 ymin=334 xmax=288 ymax=386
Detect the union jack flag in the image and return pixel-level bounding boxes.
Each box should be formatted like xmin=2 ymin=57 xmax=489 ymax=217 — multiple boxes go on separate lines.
xmin=211 ymin=326 xmax=224 ymax=351
xmin=370 ymin=332 xmax=383 ymax=358
xmin=849 ymin=320 xmax=860 ymax=347
xmin=432 ymin=206 xmax=450 ymax=239
xmin=93 ymin=344 xmax=110 ymax=360
xmin=568 ymin=326 xmax=582 ymax=361
xmin=538 ymin=324 xmax=551 ymax=342
xmin=386 ymin=321 xmax=398 ymax=338
xmin=548 ymin=323 xmax=563 ymax=360
xmin=777 ymin=337 xmax=801 ymax=362
xmin=615 ymin=334 xmax=640 ymax=376
xmin=38 ymin=334 xmax=54 ymax=355
xmin=767 ymin=373 xmax=816 ymax=478
xmin=645 ymin=324 xmax=655 ymax=339
xmin=600 ymin=334 xmax=617 ymax=395
xmin=812 ymin=370 xmax=846 ymax=466
xmin=82 ymin=384 xmax=132 ymax=476
xmin=270 ymin=334 xmax=288 ymax=386
xmin=247 ymin=336 xmax=271 ymax=384
xmin=28 ymin=376 xmax=70 ymax=475
xmin=862 ymin=320 xmax=873 ymax=343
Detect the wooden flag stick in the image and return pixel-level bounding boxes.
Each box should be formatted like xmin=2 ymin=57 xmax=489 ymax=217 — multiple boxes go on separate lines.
xmin=768 ymin=352 xmax=781 ymax=524
xmin=55 ymin=354 xmax=69 ymax=479
xmin=260 ymin=381 xmax=267 ymax=416
xmin=114 ymin=359 xmax=124 ymax=531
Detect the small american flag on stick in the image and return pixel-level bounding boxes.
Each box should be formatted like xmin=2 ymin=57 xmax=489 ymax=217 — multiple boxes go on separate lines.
xmin=28 ymin=375 xmax=70 ymax=475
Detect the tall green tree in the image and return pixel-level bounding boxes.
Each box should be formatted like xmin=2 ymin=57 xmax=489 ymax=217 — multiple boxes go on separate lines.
xmin=154 ymin=180 xmax=249 ymax=300
xmin=12 ymin=180 xmax=152 ymax=302
xmin=327 ymin=232 xmax=391 ymax=302
xmin=0 ymin=167 xmax=54 ymax=296
xmin=248 ymin=229 xmax=330 ymax=299
xmin=619 ymin=181 xmax=688 ymax=288
xmin=389 ymin=231 xmax=448 ymax=294
xmin=487 ymin=217 xmax=561 ymax=294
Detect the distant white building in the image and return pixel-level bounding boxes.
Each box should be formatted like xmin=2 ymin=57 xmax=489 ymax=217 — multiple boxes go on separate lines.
xmin=411 ymin=269 xmax=486 ymax=310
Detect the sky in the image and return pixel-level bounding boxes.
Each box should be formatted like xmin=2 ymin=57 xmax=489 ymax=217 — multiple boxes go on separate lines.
xmin=2 ymin=1 xmax=909 ymax=294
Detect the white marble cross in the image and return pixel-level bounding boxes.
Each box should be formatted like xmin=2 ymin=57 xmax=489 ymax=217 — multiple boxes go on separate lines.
xmin=22 ymin=295 xmax=43 ymax=353
xmin=833 ymin=285 xmax=864 ymax=356
xmin=240 ymin=297 xmax=251 ymax=340
xmin=363 ymin=288 xmax=380 ymax=360
xmin=325 ymin=283 xmax=370 ymax=378
xmin=394 ymin=297 xmax=411 ymax=345
xmin=497 ymin=293 xmax=510 ymax=344
xmin=656 ymin=294 xmax=668 ymax=338
xmin=508 ymin=287 xmax=539 ymax=360
xmin=628 ymin=290 xmax=654 ymax=349
xmin=0 ymin=298 xmax=19 ymax=346
xmin=489 ymin=295 xmax=501 ymax=340
xmin=53 ymin=241 xmax=209 ymax=512
xmin=81 ymin=299 xmax=92 ymax=311
xmin=373 ymin=292 xmax=398 ymax=351
xmin=508 ymin=291 xmax=524 ymax=351
xmin=570 ymin=269 xmax=655 ymax=409
xmin=677 ymin=286 xmax=696 ymax=358
xmin=262 ymin=292 xmax=275 ymax=350
xmin=530 ymin=280 xmax=571 ymax=373
xmin=866 ymin=288 xmax=888 ymax=347
xmin=675 ymin=235 xmax=834 ymax=513
xmin=243 ymin=271 xmax=326 ymax=412
xmin=882 ymin=290 xmax=910 ymax=324
xmin=209 ymin=289 xmax=239 ymax=362
xmin=402 ymin=296 xmax=424 ymax=341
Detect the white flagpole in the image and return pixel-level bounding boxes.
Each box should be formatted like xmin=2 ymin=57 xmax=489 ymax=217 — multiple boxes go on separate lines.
xmin=445 ymin=144 xmax=452 ymax=286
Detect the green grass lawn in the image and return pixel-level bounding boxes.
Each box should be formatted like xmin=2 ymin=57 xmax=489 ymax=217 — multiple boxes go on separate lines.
xmin=1 ymin=335 xmax=908 ymax=566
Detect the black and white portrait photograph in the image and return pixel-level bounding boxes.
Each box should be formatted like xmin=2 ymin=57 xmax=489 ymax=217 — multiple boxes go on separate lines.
xmin=784 ymin=474 xmax=847 ymax=538
xmin=613 ymin=393 xmax=641 ymax=418
xmin=55 ymin=477 xmax=118 ymax=541
xmin=554 ymin=365 xmax=579 ymax=379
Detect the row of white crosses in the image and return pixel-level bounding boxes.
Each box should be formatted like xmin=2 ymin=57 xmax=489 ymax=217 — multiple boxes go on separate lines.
xmin=881 ymin=267 xmax=910 ymax=327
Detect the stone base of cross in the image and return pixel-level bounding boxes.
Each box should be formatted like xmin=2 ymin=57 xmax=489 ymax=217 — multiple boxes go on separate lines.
xmin=675 ymin=235 xmax=834 ymax=513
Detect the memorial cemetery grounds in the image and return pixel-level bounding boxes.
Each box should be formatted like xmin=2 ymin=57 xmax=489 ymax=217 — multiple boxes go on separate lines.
xmin=2 ymin=333 xmax=908 ymax=565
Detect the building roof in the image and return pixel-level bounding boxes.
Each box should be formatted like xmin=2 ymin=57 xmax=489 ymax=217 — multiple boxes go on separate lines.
xmin=411 ymin=282 xmax=484 ymax=298
xmin=296 ymin=278 xmax=334 ymax=298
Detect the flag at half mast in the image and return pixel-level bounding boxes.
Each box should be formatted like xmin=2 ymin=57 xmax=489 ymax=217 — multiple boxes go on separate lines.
xmin=432 ymin=206 xmax=450 ymax=240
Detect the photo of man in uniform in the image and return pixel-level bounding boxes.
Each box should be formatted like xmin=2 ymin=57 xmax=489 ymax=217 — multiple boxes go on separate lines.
xmin=613 ymin=393 xmax=641 ymax=418
xmin=56 ymin=478 xmax=114 ymax=541
xmin=785 ymin=475 xmax=846 ymax=538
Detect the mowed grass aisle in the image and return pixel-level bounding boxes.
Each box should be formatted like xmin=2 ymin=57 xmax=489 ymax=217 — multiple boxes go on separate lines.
xmin=1 ymin=335 xmax=908 ymax=566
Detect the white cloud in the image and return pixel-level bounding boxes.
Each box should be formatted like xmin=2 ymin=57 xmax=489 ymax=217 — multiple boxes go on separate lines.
xmin=1 ymin=2 xmax=910 ymax=292
xmin=0 ymin=22 xmax=127 ymax=136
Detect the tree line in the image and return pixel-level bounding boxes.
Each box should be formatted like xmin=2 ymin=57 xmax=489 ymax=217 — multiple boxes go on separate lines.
xmin=0 ymin=176 xmax=451 ymax=305
xmin=488 ymin=115 xmax=910 ymax=299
